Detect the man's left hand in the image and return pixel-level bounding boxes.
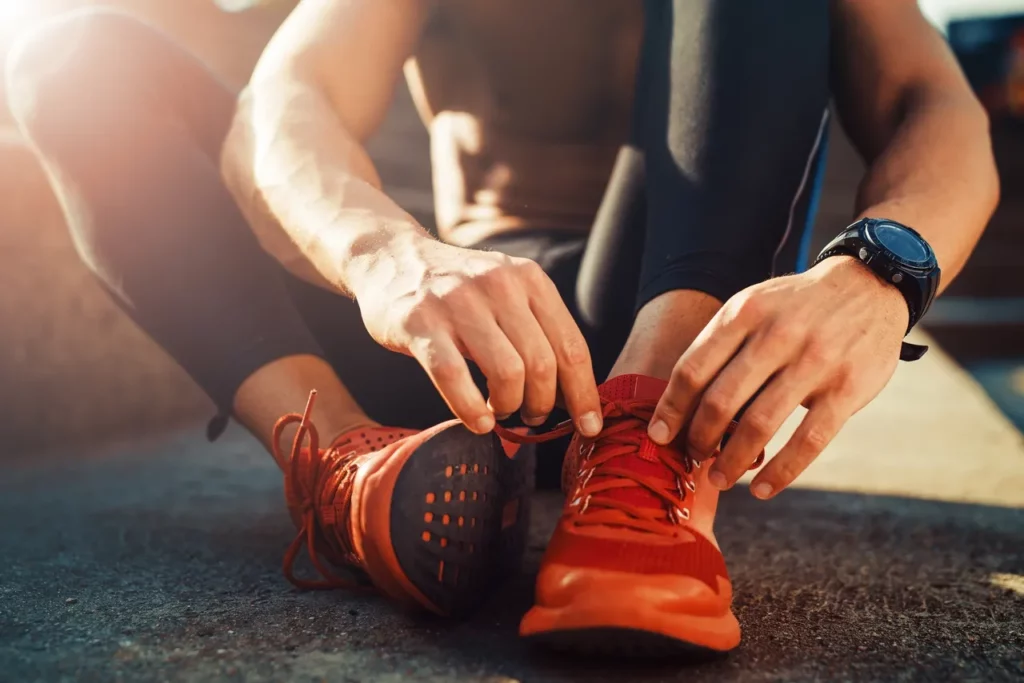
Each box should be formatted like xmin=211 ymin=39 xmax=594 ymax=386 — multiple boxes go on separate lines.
xmin=647 ymin=255 xmax=909 ymax=499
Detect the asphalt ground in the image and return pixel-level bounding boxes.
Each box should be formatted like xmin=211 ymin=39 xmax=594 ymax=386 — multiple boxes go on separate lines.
xmin=1 ymin=393 xmax=1023 ymax=683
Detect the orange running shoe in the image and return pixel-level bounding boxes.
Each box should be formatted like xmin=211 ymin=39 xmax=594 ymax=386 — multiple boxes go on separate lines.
xmin=497 ymin=374 xmax=761 ymax=656
xmin=273 ymin=391 xmax=534 ymax=617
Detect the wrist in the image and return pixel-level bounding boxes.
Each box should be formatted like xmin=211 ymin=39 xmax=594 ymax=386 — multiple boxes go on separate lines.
xmin=814 ymin=254 xmax=911 ymax=330
xmin=338 ymin=223 xmax=431 ymax=299
xmin=814 ymin=218 xmax=940 ymax=334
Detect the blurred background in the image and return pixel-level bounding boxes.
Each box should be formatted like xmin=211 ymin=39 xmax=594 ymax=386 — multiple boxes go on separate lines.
xmin=0 ymin=0 xmax=1022 ymax=456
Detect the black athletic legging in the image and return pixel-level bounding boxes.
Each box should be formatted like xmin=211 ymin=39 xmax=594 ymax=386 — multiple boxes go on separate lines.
xmin=7 ymin=1 xmax=829 ymax=458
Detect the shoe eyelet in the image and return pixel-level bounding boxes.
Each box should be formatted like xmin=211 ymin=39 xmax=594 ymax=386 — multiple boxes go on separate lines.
xmin=685 ymin=480 xmax=697 ymax=492
xmin=681 ymin=507 xmax=690 ymax=520
xmin=578 ymin=442 xmax=595 ymax=460
xmin=580 ymin=468 xmax=596 ymax=488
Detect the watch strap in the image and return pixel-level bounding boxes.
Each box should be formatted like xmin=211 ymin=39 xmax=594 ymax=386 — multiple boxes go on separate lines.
xmin=899 ymin=341 xmax=928 ymax=362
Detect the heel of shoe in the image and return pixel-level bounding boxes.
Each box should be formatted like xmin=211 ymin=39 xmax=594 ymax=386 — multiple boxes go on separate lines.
xmin=496 ymin=440 xmax=535 ymax=578
xmin=389 ymin=425 xmax=525 ymax=616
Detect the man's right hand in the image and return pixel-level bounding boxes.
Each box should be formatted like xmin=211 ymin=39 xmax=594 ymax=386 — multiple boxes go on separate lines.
xmin=352 ymin=234 xmax=604 ymax=437
xmin=232 ymin=0 xmax=601 ymax=435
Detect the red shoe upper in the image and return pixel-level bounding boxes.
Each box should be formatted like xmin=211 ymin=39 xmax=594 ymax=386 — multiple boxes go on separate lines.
xmin=498 ymin=374 xmax=763 ymax=593
xmin=271 ymin=391 xmax=415 ymax=589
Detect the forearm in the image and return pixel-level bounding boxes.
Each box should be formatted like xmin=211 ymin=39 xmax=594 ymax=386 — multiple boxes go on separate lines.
xmin=853 ymin=92 xmax=999 ymax=292
xmin=221 ymin=78 xmax=428 ymax=296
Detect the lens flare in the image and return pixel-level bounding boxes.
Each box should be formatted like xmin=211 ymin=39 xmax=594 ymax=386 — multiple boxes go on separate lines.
xmin=0 ymin=0 xmax=35 ymax=25
xmin=0 ymin=0 xmax=49 ymax=52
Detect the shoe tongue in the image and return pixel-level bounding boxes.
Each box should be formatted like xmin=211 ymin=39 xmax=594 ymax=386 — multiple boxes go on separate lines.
xmin=589 ymin=375 xmax=680 ymax=519
xmin=598 ymin=374 xmax=669 ymax=403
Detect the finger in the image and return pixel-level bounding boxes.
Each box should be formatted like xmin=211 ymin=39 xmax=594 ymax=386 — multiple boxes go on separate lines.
xmin=527 ymin=267 xmax=603 ymax=437
xmin=410 ymin=334 xmax=494 ymax=434
xmin=685 ymin=330 xmax=793 ymax=467
xmin=709 ymin=357 xmax=827 ymax=489
xmin=455 ymin=314 xmax=526 ymax=421
xmin=497 ymin=306 xmax=558 ymax=426
xmin=749 ymin=398 xmax=850 ymax=499
xmin=648 ymin=303 xmax=749 ymax=445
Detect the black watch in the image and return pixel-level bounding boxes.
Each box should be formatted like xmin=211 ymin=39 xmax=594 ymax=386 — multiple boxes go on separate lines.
xmin=813 ymin=218 xmax=941 ymax=362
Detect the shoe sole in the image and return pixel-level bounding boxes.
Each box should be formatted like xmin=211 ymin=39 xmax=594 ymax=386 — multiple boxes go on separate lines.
xmin=389 ymin=427 xmax=535 ymax=617
xmin=520 ymin=583 xmax=740 ymax=655
xmin=526 ymin=627 xmax=725 ymax=660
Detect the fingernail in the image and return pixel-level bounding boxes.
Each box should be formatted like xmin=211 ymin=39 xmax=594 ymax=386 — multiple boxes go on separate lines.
xmin=708 ymin=469 xmax=728 ymax=490
xmin=474 ymin=415 xmax=495 ymax=433
xmin=522 ymin=414 xmax=548 ymax=427
xmin=751 ymin=482 xmax=774 ymax=500
xmin=579 ymin=411 xmax=603 ymax=437
xmin=648 ymin=420 xmax=670 ymax=444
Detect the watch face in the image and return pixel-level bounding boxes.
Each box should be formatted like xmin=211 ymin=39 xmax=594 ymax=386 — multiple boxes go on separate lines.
xmin=871 ymin=222 xmax=933 ymax=266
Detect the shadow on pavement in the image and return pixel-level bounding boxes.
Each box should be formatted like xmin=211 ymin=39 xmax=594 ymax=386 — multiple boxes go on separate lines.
xmin=1 ymin=426 xmax=1022 ymax=682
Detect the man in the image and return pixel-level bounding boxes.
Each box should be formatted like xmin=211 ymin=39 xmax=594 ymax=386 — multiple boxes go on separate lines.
xmin=7 ymin=0 xmax=996 ymax=656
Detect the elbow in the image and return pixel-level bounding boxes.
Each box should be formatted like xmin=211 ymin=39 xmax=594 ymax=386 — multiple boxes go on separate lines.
xmin=973 ymin=102 xmax=1001 ymax=220
xmin=220 ymin=81 xmax=295 ymax=194
xmin=925 ymin=87 xmax=1001 ymax=219
xmin=219 ymin=86 xmax=263 ymax=208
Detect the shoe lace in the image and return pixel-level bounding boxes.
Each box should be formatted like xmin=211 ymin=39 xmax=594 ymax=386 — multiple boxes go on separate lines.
xmin=495 ymin=397 xmax=763 ymax=537
xmin=271 ymin=390 xmax=369 ymax=591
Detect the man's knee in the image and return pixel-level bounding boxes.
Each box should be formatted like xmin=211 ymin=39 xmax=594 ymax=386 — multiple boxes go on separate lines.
xmin=6 ymin=9 xmax=157 ymax=131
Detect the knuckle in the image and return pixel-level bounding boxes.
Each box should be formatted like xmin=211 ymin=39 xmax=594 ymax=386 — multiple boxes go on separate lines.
xmin=743 ymin=410 xmax=775 ymax=441
xmin=428 ymin=359 xmax=462 ymax=383
xmin=710 ymin=450 xmax=743 ymax=476
xmin=398 ymin=308 xmax=425 ymax=333
xmin=517 ymin=258 xmax=549 ymax=286
xmin=802 ymin=336 xmax=836 ymax=366
xmin=800 ymin=426 xmax=832 ymax=453
xmin=525 ymin=351 xmax=556 ymax=380
xmin=523 ymin=396 xmax=555 ymax=418
xmin=771 ymin=460 xmax=801 ymax=487
xmin=442 ymin=277 xmax=481 ymax=308
xmin=489 ymin=397 xmax=520 ymax=415
xmin=673 ymin=361 xmax=704 ymax=391
xmin=701 ymin=390 xmax=732 ymax=421
xmin=767 ymin=319 xmax=804 ymax=346
xmin=733 ymin=291 xmax=764 ymax=321
xmin=834 ymin=364 xmax=859 ymax=390
xmin=397 ymin=293 xmax=438 ymax=328
xmin=558 ymin=336 xmax=591 ymax=367
xmin=481 ymin=265 xmax=520 ymax=297
xmin=832 ymin=380 xmax=859 ymax=406
xmin=687 ymin=423 xmax=718 ymax=455
xmin=492 ymin=356 xmax=526 ymax=384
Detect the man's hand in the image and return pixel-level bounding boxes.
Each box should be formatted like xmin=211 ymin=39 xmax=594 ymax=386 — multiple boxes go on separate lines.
xmin=647 ymin=256 xmax=908 ymax=499
xmin=353 ymin=234 xmax=604 ymax=437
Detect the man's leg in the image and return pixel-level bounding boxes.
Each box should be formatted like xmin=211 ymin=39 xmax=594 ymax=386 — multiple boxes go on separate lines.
xmin=609 ymin=0 xmax=831 ymax=378
xmin=516 ymin=0 xmax=833 ymax=653
xmin=4 ymin=9 xmax=449 ymax=452
xmin=6 ymin=11 xmax=533 ymax=616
